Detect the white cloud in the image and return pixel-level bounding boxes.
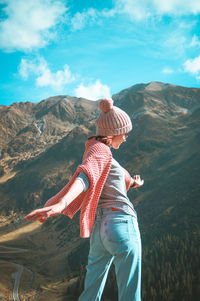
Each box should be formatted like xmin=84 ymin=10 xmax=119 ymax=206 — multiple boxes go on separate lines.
xmin=163 ymin=30 xmax=187 ymax=57
xmin=153 ymin=0 xmax=200 ymax=15
xmin=183 ymin=56 xmax=200 ymax=79
xmin=71 ymin=8 xmax=98 ymax=31
xmin=19 ymin=58 xmax=38 ymax=79
xmin=190 ymin=35 xmax=200 ymax=47
xmin=69 ymin=0 xmax=200 ymax=32
xmin=74 ymin=80 xmax=111 ymax=101
xmin=162 ymin=67 xmax=174 ymax=74
xmin=19 ymin=57 xmax=75 ymax=90
xmin=70 ymin=7 xmax=116 ymax=31
xmin=0 ymin=0 xmax=67 ymax=52
xmin=36 ymin=64 xmax=75 ymax=89
xmin=114 ymin=0 xmax=151 ymax=20
xmin=113 ymin=0 xmax=200 ymax=20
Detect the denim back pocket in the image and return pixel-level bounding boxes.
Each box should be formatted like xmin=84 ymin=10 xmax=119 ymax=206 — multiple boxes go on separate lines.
xmin=105 ymin=219 xmax=129 ymax=243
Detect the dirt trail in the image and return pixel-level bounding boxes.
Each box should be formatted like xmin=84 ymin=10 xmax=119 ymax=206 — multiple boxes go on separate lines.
xmin=0 ymin=246 xmax=34 ymax=301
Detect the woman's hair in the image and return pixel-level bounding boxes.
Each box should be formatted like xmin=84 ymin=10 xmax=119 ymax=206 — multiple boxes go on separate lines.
xmin=88 ymin=135 xmax=113 ymax=146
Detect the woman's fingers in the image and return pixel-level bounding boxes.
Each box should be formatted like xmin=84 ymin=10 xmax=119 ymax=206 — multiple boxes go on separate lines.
xmin=134 ymin=175 xmax=144 ymax=186
xmin=32 ymin=214 xmax=47 ymax=222
xmin=38 ymin=217 xmax=47 ymax=223
xmin=25 ymin=207 xmax=51 ymax=221
xmin=25 ymin=204 xmax=63 ymax=222
xmin=26 ymin=212 xmax=41 ymax=221
xmin=25 ymin=213 xmax=37 ymax=221
xmin=26 ymin=213 xmax=48 ymax=222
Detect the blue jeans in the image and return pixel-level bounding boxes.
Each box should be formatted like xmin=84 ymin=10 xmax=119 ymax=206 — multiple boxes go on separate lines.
xmin=78 ymin=208 xmax=142 ymax=301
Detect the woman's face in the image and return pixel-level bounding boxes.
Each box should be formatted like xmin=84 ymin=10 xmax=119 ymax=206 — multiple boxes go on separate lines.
xmin=111 ymin=134 xmax=128 ymax=149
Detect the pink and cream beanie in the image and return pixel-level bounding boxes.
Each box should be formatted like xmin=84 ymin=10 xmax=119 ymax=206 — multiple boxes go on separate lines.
xmin=96 ymin=98 xmax=132 ymax=136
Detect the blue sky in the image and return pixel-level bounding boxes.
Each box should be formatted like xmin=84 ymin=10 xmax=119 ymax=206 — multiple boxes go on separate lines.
xmin=0 ymin=0 xmax=200 ymax=105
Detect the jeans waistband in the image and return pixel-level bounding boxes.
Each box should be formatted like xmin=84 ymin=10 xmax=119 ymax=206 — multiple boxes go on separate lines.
xmin=96 ymin=208 xmax=113 ymax=215
xmin=95 ymin=208 xmax=138 ymax=224
xmin=96 ymin=207 xmax=130 ymax=218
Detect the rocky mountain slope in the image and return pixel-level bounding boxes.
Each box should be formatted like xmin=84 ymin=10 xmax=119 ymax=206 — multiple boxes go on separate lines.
xmin=0 ymin=82 xmax=199 ymax=300
xmin=0 ymin=96 xmax=98 ymax=184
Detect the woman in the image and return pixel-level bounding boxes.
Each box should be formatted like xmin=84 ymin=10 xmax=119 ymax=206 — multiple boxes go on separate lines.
xmin=26 ymin=98 xmax=144 ymax=301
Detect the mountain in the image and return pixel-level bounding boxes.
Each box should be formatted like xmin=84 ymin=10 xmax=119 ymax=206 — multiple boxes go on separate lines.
xmin=0 ymin=82 xmax=199 ymax=301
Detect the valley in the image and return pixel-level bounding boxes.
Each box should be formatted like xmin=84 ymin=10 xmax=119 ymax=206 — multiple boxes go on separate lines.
xmin=0 ymin=82 xmax=199 ymax=300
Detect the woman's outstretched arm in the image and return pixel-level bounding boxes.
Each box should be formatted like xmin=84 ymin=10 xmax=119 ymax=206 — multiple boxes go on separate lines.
xmin=25 ymin=178 xmax=85 ymax=223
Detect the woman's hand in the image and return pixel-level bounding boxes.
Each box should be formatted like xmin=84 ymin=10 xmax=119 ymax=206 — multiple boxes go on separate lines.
xmin=25 ymin=202 xmax=66 ymax=223
xmin=25 ymin=178 xmax=86 ymax=223
xmin=131 ymin=175 xmax=144 ymax=188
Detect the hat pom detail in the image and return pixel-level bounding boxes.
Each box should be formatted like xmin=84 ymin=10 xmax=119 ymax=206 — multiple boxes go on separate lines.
xmin=99 ymin=98 xmax=113 ymax=113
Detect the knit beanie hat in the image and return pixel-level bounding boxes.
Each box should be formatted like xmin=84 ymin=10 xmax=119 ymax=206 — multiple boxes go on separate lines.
xmin=96 ymin=98 xmax=132 ymax=136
